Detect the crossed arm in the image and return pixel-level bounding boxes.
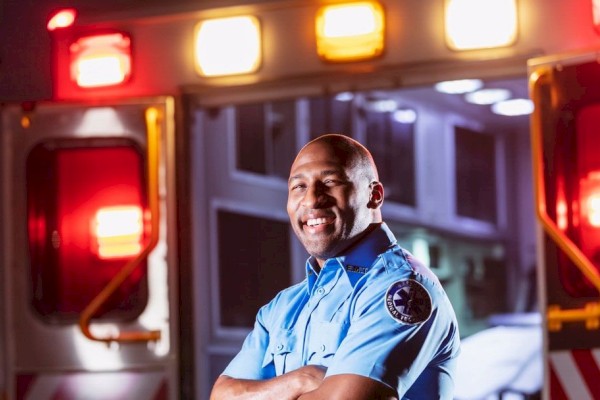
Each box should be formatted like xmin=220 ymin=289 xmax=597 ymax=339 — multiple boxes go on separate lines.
xmin=210 ymin=366 xmax=398 ymax=400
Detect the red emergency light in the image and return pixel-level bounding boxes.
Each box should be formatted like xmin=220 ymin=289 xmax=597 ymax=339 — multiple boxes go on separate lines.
xmin=549 ymin=102 xmax=600 ymax=297
xmin=47 ymin=8 xmax=77 ymax=31
xmin=93 ymin=205 xmax=145 ymax=259
xmin=70 ymin=33 xmax=132 ymax=88
xmin=26 ymin=139 xmax=149 ymax=322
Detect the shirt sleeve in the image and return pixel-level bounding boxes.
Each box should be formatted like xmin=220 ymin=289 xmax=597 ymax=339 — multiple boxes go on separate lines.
xmin=325 ymin=272 xmax=460 ymax=398
xmin=221 ymin=304 xmax=276 ymax=380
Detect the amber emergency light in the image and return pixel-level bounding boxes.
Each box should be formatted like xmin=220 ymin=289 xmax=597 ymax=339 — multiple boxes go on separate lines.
xmin=315 ymin=1 xmax=385 ymax=62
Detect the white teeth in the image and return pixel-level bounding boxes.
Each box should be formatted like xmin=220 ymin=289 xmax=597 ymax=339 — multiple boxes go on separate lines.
xmin=307 ymin=217 xmax=328 ymax=227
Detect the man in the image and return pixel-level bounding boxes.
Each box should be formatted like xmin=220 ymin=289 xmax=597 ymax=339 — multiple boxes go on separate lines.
xmin=210 ymin=134 xmax=460 ymax=399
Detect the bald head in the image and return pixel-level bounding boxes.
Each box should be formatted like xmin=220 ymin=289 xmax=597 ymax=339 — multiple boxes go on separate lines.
xmin=295 ymin=134 xmax=379 ymax=183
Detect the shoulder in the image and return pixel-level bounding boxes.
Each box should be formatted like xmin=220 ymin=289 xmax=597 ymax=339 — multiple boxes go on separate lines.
xmin=377 ymin=247 xmax=444 ymax=293
xmin=354 ymin=248 xmax=454 ymax=324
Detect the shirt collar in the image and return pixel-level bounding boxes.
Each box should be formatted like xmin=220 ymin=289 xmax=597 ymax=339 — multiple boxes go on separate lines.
xmin=304 ymin=222 xmax=397 ymax=289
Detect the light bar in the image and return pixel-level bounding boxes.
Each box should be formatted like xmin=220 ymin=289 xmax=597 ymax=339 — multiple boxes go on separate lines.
xmin=194 ymin=16 xmax=262 ymax=77
xmin=93 ymin=206 xmax=144 ymax=259
xmin=70 ymin=33 xmax=132 ymax=88
xmin=445 ymin=0 xmax=518 ymax=50
xmin=316 ymin=2 xmax=385 ymax=62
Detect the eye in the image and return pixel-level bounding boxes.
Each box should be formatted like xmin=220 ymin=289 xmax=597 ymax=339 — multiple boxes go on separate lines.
xmin=290 ymin=183 xmax=306 ymax=191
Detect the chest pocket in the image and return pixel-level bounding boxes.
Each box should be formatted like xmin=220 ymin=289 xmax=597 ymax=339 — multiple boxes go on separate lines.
xmin=307 ymin=321 xmax=348 ymax=367
xmin=262 ymin=329 xmax=297 ymax=376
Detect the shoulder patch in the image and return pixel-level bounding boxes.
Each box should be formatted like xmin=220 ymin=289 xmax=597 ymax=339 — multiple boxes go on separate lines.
xmin=385 ymin=279 xmax=432 ymax=324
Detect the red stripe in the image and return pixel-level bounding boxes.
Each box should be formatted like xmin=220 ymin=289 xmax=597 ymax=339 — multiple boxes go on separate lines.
xmin=549 ymin=363 xmax=569 ymax=400
xmin=572 ymin=349 xmax=600 ymax=399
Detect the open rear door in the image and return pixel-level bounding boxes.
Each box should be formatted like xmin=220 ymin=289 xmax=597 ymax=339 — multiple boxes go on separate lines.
xmin=0 ymin=98 xmax=178 ymax=400
xmin=529 ymin=51 xmax=600 ymax=399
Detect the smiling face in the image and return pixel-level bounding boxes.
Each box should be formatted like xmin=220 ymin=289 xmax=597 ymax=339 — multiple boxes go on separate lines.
xmin=287 ymin=135 xmax=383 ymax=267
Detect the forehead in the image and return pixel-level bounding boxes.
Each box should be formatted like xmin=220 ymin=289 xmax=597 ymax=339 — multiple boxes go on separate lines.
xmin=290 ymin=141 xmax=353 ymax=175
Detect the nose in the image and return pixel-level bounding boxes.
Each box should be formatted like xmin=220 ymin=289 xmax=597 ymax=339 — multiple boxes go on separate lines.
xmin=301 ymin=182 xmax=328 ymax=209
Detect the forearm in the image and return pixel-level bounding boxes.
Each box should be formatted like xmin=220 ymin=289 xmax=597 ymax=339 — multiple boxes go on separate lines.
xmin=210 ymin=375 xmax=299 ymax=400
xmin=210 ymin=366 xmax=326 ymax=400
xmin=296 ymin=374 xmax=398 ymax=400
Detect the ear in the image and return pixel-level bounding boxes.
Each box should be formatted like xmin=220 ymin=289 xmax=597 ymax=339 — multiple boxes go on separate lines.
xmin=368 ymin=181 xmax=384 ymax=209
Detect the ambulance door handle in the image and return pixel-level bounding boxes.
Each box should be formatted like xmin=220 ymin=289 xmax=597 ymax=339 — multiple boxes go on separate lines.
xmin=79 ymin=106 xmax=163 ymax=344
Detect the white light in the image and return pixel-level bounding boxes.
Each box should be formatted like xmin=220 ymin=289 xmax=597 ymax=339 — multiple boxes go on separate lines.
xmin=138 ymin=241 xmax=171 ymax=357
xmin=465 ymin=88 xmax=511 ymax=105
xmin=434 ymin=79 xmax=483 ymax=94
xmin=491 ymin=98 xmax=534 ymax=116
xmin=194 ymin=16 xmax=261 ymax=77
xmin=335 ymin=92 xmax=354 ymax=102
xmin=365 ymin=99 xmax=397 ymax=113
xmin=393 ymin=109 xmax=417 ymax=124
xmin=75 ymin=107 xmax=127 ymax=135
xmin=445 ymin=0 xmax=518 ymax=50
xmin=74 ymin=325 xmax=124 ymax=371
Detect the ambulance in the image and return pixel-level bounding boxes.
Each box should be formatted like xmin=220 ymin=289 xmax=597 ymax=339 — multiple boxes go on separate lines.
xmin=0 ymin=0 xmax=598 ymax=398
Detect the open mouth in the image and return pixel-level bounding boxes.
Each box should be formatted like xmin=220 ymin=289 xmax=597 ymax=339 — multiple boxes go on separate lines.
xmin=302 ymin=215 xmax=335 ymax=231
xmin=306 ymin=217 xmax=332 ymax=227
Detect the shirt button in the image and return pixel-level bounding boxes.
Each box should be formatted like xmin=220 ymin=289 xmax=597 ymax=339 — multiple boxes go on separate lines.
xmin=320 ymin=344 xmax=326 ymax=352
xmin=317 ymin=287 xmax=325 ymax=295
xmin=276 ymin=344 xmax=283 ymax=351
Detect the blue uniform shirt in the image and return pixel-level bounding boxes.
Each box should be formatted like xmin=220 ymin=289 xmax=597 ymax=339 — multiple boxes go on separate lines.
xmin=222 ymin=223 xmax=461 ymax=399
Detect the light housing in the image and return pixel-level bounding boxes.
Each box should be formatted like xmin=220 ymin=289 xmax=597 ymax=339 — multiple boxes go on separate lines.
xmin=445 ymin=0 xmax=518 ymax=50
xmin=194 ymin=15 xmax=262 ymax=77
xmin=70 ymin=33 xmax=132 ymax=88
xmin=26 ymin=139 xmax=149 ymax=322
xmin=550 ymin=102 xmax=600 ymax=297
xmin=315 ymin=1 xmax=385 ymax=62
